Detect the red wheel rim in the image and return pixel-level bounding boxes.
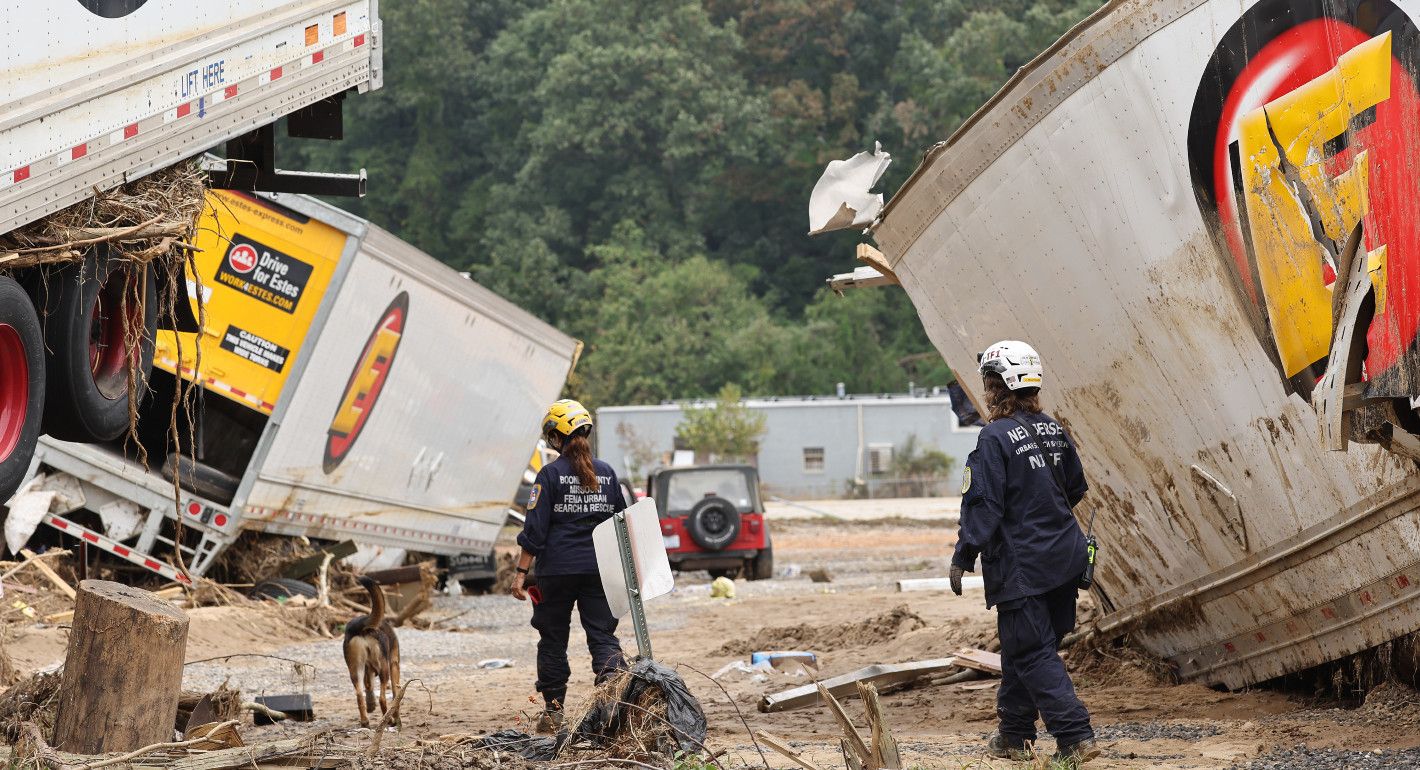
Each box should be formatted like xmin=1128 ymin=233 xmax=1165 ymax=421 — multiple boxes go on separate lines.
xmin=0 ymin=323 xmax=29 ymax=460
xmin=89 ymin=269 xmax=139 ymax=400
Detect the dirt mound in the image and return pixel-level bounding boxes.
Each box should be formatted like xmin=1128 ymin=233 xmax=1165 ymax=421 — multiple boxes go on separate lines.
xmin=716 ymin=605 xmax=927 ymax=656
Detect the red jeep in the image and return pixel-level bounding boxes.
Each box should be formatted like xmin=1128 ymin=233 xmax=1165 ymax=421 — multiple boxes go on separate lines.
xmin=649 ymin=464 xmax=773 ymax=581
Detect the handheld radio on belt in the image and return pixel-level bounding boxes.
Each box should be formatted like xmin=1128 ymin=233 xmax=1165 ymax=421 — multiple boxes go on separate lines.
xmin=1079 ymin=508 xmax=1098 ymax=590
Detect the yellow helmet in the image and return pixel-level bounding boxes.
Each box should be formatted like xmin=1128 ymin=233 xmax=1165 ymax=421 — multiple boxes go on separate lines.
xmin=543 ymin=399 xmax=593 ymax=437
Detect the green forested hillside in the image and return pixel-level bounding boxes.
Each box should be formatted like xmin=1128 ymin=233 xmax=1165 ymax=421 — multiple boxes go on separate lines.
xmin=286 ymin=0 xmax=1097 ymax=405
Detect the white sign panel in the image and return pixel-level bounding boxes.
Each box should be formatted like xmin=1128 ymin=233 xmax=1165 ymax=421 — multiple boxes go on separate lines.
xmin=593 ymin=498 xmax=674 ymax=619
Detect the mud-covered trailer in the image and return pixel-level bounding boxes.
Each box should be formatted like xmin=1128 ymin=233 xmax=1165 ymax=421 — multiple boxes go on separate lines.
xmin=870 ymin=0 xmax=1420 ymax=689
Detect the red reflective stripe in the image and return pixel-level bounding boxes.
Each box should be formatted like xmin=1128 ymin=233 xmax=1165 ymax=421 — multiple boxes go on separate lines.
xmin=71 ymin=144 xmax=87 ymax=160
xmin=124 ymin=124 xmax=139 ymax=139
xmin=176 ymin=103 xmax=192 ymax=118
xmin=14 ymin=167 xmax=29 ymax=183
xmin=354 ymin=34 xmax=366 ymax=46
xmin=82 ymin=532 xmax=99 ymax=543
xmin=113 ymin=545 xmax=130 ymax=557
xmin=270 ymin=66 xmax=283 ymax=80
xmin=224 ymin=85 xmax=239 ymax=99
xmin=312 ymin=51 xmax=324 ymax=64
xmin=49 ymin=517 xmax=68 ymax=529
xmin=144 ymin=559 xmax=162 ymax=570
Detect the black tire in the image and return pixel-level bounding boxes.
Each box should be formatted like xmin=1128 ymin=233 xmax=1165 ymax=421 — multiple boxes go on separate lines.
xmin=162 ymin=453 xmax=240 ymax=504
xmin=749 ymin=537 xmax=774 ymax=581
xmin=37 ymin=246 xmax=158 ymax=443
xmin=248 ymin=578 xmax=318 ymax=601
xmin=687 ymin=496 xmax=741 ymax=551
xmin=0 ymin=278 xmax=46 ymax=501
xmin=708 ymin=567 xmax=742 ymax=580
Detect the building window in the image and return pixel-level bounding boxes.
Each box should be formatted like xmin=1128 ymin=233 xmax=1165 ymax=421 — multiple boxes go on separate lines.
xmin=803 ymin=447 xmax=825 ymax=473
xmin=868 ymin=444 xmax=894 ymax=476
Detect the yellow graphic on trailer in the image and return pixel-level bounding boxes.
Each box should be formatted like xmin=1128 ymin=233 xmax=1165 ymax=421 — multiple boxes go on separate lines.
xmin=1236 ymin=33 xmax=1392 ymax=378
xmin=155 ymin=190 xmax=345 ymax=414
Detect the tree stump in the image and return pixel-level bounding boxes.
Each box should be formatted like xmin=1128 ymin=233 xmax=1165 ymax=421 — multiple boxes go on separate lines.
xmin=52 ymin=579 xmax=190 ymax=753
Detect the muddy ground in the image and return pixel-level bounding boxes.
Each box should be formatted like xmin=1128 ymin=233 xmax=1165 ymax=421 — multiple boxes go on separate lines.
xmin=12 ymin=515 xmax=1420 ymax=769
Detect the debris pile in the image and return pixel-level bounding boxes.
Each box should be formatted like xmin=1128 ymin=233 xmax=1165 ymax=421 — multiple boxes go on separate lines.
xmin=717 ymin=605 xmax=927 ymax=656
xmin=0 ymin=161 xmax=206 ymax=271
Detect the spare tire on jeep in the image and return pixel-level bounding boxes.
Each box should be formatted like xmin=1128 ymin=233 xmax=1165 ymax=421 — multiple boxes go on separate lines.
xmin=687 ymin=496 xmax=740 ymax=551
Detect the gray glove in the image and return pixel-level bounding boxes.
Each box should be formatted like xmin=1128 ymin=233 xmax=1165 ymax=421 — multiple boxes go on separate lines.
xmin=949 ymin=564 xmax=964 ymax=596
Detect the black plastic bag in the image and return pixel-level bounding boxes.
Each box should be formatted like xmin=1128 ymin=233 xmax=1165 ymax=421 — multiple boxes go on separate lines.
xmin=573 ymin=659 xmax=708 ymax=755
xmin=468 ymin=728 xmax=562 ymax=761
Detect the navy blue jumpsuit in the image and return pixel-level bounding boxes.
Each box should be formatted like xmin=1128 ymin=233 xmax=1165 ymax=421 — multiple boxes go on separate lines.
xmin=952 ymin=410 xmax=1094 ymax=745
xmin=517 ymin=455 xmax=629 ymax=708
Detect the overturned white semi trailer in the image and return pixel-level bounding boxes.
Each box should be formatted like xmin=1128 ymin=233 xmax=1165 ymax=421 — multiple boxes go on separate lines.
xmin=864 ymin=0 xmax=1420 ymax=689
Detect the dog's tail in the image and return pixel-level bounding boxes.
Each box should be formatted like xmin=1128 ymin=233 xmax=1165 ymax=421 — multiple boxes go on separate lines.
xmin=358 ymin=576 xmax=385 ymax=627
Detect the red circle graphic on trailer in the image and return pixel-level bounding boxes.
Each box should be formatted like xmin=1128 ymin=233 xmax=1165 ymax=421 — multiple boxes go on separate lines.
xmin=323 ymin=292 xmax=409 ymax=473
xmin=227 ymin=243 xmax=259 ymax=274
xmin=1187 ymin=0 xmax=1420 ymax=396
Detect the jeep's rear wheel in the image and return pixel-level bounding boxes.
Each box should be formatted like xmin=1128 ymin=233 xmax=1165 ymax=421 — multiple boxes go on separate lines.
xmin=748 ymin=542 xmax=774 ymax=581
xmin=708 ymin=567 xmax=741 ymax=580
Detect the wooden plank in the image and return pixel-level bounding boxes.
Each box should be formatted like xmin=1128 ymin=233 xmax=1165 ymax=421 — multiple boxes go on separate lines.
xmin=817 ymin=683 xmax=871 ymax=766
xmin=760 ymin=658 xmax=957 ymax=713
xmin=20 ymin=549 xmax=76 ymax=599
xmin=755 ymin=731 xmax=825 ymax=770
xmin=857 ymin=682 xmax=901 ymax=770
xmin=951 ymin=648 xmax=1001 ymax=675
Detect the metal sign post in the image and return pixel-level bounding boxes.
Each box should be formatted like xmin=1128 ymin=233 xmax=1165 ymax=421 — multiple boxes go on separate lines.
xmin=613 ymin=510 xmax=653 ymax=660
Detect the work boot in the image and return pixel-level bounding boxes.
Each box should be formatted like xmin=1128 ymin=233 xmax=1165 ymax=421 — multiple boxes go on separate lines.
xmin=1051 ymin=737 xmax=1100 ymax=767
xmin=985 ymin=731 xmax=1033 ymax=761
xmin=535 ymin=708 xmax=564 ymax=734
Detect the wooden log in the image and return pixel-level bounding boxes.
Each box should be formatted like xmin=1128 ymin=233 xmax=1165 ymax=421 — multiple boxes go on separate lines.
xmin=51 ymin=580 xmax=190 ymax=753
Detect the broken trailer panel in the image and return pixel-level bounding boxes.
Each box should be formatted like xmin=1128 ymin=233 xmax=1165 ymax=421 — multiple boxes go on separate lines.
xmin=869 ymin=0 xmax=1420 ymax=689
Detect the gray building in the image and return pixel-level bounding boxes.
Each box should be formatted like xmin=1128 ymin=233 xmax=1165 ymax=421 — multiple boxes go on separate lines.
xmin=596 ymin=392 xmax=980 ymax=500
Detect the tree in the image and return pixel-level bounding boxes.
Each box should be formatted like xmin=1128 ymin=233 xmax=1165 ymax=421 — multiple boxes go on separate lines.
xmin=674 ymin=384 xmax=766 ymax=462
xmin=277 ymin=0 xmax=1098 ymax=406
xmin=892 ymin=433 xmax=956 ymax=497
xmin=614 ymin=423 xmax=665 ymax=482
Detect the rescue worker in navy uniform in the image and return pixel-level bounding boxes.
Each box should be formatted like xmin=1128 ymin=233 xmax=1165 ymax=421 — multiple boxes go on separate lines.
xmin=512 ymin=399 xmax=629 ymax=733
xmin=949 ymin=340 xmax=1099 ymax=766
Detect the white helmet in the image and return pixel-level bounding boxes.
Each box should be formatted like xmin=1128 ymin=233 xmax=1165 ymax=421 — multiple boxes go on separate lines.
xmin=978 ymin=340 xmax=1043 ymax=391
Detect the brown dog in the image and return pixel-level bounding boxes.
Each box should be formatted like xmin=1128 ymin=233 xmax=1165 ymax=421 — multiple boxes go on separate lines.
xmin=343 ymin=576 xmax=402 ymax=727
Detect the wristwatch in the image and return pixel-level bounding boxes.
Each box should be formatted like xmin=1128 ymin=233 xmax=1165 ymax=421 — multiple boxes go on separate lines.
xmin=515 ymin=566 xmax=529 ymax=575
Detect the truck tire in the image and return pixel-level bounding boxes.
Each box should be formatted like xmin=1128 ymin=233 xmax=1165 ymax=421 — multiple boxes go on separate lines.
xmin=0 ymin=277 xmax=46 ymax=501
xmin=38 ymin=247 xmax=157 ymax=443
xmin=687 ymin=496 xmax=741 ymax=551
xmin=248 ymin=578 xmax=318 ymax=601
xmin=162 ymin=453 xmax=240 ymax=504
xmin=708 ymin=567 xmax=741 ymax=580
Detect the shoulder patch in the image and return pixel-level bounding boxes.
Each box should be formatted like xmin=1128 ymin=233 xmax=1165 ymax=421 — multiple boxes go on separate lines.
xmin=961 ymin=466 xmax=972 ymax=495
xmin=528 ymin=483 xmax=542 ymax=509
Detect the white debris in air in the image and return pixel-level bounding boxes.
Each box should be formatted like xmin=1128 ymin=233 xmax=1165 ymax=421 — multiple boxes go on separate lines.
xmin=807 ymin=142 xmax=892 ymax=235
